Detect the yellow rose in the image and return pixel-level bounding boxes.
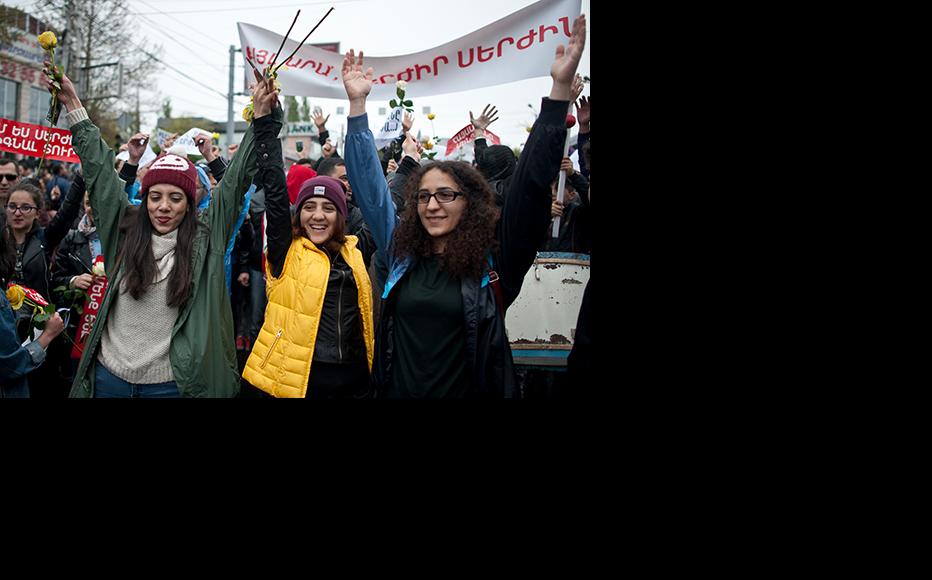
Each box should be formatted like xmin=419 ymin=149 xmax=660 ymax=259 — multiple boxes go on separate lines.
xmin=38 ymin=31 xmax=58 ymax=51
xmin=423 ymin=140 xmax=434 ymax=150
xmin=6 ymin=285 xmax=25 ymax=310
xmin=427 ymin=113 xmax=436 ymax=121
xmin=212 ymin=132 xmax=220 ymax=140
xmin=242 ymin=103 xmax=255 ymax=123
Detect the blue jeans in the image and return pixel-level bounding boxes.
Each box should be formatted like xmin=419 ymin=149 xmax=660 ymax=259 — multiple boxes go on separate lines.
xmin=94 ymin=361 xmax=180 ymax=398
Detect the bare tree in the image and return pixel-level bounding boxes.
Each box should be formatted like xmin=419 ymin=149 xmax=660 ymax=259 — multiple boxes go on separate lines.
xmin=32 ymin=0 xmax=162 ymax=145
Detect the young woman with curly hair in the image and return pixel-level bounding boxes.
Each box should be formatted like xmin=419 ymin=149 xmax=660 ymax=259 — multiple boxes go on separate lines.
xmin=341 ymin=15 xmax=587 ymax=398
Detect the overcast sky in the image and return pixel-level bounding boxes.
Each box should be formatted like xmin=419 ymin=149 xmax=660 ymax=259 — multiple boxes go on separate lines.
xmin=9 ymin=0 xmax=590 ymax=148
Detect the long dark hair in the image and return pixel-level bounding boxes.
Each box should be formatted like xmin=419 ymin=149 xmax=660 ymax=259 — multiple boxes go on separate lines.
xmin=0 ymin=225 xmax=12 ymax=287
xmin=393 ymin=161 xmax=499 ymax=279
xmin=292 ymin=202 xmax=347 ymax=256
xmin=116 ymin=192 xmax=197 ymax=307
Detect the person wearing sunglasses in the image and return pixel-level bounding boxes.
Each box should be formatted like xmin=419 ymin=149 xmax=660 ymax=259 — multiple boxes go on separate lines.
xmin=43 ymin=64 xmax=282 ymax=398
xmin=341 ymin=15 xmax=587 ymax=398
xmin=0 ymin=158 xmax=21 ymax=212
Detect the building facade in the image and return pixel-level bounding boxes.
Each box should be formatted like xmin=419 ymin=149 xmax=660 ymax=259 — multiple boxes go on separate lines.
xmin=1 ymin=8 xmax=58 ymax=126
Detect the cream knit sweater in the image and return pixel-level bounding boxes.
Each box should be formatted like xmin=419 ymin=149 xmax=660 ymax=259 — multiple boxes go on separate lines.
xmin=98 ymin=230 xmax=180 ymax=384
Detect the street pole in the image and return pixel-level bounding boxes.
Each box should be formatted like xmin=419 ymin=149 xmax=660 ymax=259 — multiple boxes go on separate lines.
xmin=227 ymin=45 xmax=237 ymax=152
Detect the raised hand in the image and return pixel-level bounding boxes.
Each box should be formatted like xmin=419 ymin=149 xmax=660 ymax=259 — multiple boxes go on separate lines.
xmin=322 ymin=138 xmax=335 ymax=158
xmin=575 ymin=95 xmax=590 ymax=129
xmin=403 ymin=111 xmax=414 ymax=133
xmin=402 ymin=132 xmax=418 ymax=159
xmin=126 ymin=133 xmax=150 ymax=164
xmin=469 ymin=104 xmax=499 ymax=135
xmin=313 ymin=108 xmax=330 ymax=131
xmin=195 ymin=133 xmax=216 ymax=162
xmin=570 ymin=73 xmax=585 ymax=103
xmin=386 ymin=158 xmax=399 ymax=174
xmin=550 ymin=14 xmax=587 ymax=100
xmin=42 ymin=60 xmax=80 ymax=111
xmin=251 ymin=76 xmax=279 ymax=119
xmin=342 ymin=49 xmax=374 ymax=115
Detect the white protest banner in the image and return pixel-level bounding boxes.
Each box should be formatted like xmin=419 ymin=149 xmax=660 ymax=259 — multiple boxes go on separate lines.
xmin=237 ymin=0 xmax=580 ymax=100
xmin=374 ymin=107 xmax=405 ymax=148
xmin=116 ymin=141 xmax=157 ymax=167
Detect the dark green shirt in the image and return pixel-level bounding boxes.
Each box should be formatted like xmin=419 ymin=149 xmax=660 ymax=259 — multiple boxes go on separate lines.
xmin=389 ymin=255 xmax=470 ymax=398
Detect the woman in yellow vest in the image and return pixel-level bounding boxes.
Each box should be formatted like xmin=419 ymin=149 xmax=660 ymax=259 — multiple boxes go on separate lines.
xmin=242 ymin=165 xmax=374 ymax=398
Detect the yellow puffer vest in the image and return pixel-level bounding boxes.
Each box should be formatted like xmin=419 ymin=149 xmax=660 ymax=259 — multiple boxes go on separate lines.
xmin=242 ymin=235 xmax=374 ymax=398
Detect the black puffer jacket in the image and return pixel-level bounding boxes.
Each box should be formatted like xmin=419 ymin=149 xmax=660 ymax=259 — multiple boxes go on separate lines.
xmin=311 ymin=250 xmax=367 ymax=365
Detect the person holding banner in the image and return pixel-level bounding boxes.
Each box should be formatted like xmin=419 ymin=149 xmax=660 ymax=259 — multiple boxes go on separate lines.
xmin=43 ymin=63 xmax=283 ymax=398
xmin=342 ymin=14 xmax=587 ymax=398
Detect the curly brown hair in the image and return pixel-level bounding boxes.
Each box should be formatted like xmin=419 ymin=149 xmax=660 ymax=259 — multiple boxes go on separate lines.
xmin=393 ymin=161 xmax=499 ymax=280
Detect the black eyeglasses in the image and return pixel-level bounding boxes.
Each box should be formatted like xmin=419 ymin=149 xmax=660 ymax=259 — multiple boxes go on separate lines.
xmin=0 ymin=174 xmax=18 ymax=181
xmin=416 ymin=189 xmax=462 ymax=204
xmin=6 ymin=203 xmax=38 ymax=214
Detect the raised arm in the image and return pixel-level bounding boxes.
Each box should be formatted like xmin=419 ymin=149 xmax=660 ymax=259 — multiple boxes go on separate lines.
xmin=208 ymin=77 xmax=283 ymax=247
xmin=44 ymin=64 xmax=127 ymax=269
xmin=497 ymin=14 xmax=586 ymax=306
xmin=43 ymin=172 xmax=85 ymax=252
xmin=342 ymin=49 xmax=398 ymax=256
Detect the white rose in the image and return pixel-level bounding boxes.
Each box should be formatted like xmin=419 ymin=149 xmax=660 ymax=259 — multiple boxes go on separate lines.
xmin=92 ymin=262 xmax=106 ymax=277
xmin=396 ymin=80 xmax=407 ymax=91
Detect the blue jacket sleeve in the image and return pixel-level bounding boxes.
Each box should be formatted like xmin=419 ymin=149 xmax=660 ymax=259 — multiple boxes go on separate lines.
xmin=1 ymin=299 xmax=45 ymax=382
xmin=344 ymin=113 xmax=399 ymax=257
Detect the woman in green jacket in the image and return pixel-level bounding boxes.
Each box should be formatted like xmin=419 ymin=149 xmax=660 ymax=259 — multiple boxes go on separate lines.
xmin=43 ymin=65 xmax=283 ymax=397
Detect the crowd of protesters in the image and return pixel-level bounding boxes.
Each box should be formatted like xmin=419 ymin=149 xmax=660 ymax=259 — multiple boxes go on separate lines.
xmin=1 ymin=14 xmax=590 ymax=398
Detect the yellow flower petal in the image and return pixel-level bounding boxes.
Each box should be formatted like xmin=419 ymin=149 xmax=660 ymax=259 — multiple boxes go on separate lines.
xmin=38 ymin=31 xmax=58 ymax=51
xmin=6 ymin=285 xmax=25 ymax=310
xmin=427 ymin=113 xmax=436 ymax=120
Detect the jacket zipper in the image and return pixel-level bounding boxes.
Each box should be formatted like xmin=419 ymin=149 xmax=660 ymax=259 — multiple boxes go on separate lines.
xmin=337 ymin=267 xmax=346 ymax=362
xmin=260 ymin=328 xmax=284 ymax=368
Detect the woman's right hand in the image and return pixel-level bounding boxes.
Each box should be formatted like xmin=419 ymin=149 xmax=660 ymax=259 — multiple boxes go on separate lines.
xmin=43 ymin=60 xmax=81 ymax=111
xmin=126 ymin=133 xmax=150 ymax=164
xmin=71 ymin=273 xmax=95 ymax=291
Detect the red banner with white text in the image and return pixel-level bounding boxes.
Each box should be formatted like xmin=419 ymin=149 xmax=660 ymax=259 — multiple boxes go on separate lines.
xmin=71 ymin=257 xmax=108 ymax=360
xmin=446 ymin=124 xmax=501 ymax=156
xmin=0 ymin=117 xmax=80 ymax=162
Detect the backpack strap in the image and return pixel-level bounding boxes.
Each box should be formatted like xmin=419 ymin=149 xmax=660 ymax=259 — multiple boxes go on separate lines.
xmin=486 ymin=255 xmax=504 ymax=318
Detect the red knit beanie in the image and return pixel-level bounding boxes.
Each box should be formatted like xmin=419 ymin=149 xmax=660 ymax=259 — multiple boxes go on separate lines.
xmin=141 ymin=153 xmax=198 ymax=203
xmin=286 ymin=164 xmax=318 ymax=205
